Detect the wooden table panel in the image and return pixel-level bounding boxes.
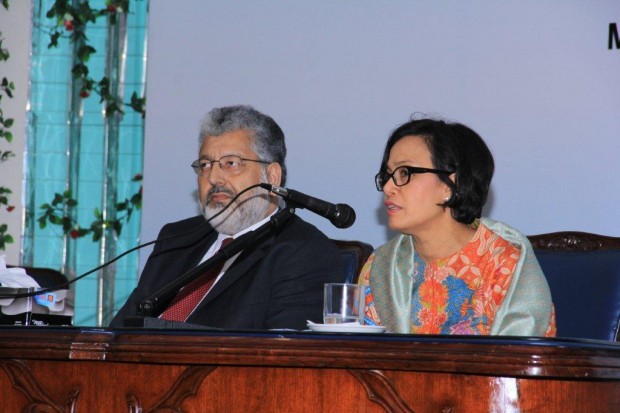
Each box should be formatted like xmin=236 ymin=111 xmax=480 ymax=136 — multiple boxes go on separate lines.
xmin=1 ymin=327 xmax=619 ymax=412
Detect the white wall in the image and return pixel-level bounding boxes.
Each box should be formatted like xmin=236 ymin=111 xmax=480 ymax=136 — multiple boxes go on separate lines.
xmin=141 ymin=1 xmax=620 ymax=266
xmin=0 ymin=1 xmax=31 ymax=264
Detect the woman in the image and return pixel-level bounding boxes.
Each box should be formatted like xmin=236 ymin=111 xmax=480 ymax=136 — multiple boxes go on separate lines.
xmin=359 ymin=117 xmax=556 ymax=336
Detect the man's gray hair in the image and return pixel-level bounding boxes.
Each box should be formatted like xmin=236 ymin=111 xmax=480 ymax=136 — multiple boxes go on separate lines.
xmin=199 ymin=105 xmax=287 ymax=185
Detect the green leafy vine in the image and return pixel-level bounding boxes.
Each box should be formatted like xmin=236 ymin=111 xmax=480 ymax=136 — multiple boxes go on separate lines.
xmin=45 ymin=0 xmax=145 ymax=118
xmin=0 ymin=0 xmax=16 ymax=250
xmin=38 ymin=173 xmax=143 ymax=241
xmin=1 ymin=0 xmax=147 ymax=251
xmin=34 ymin=0 xmax=146 ymax=243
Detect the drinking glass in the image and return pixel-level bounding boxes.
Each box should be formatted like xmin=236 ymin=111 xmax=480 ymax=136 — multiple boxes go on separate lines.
xmin=323 ymin=283 xmax=365 ymax=324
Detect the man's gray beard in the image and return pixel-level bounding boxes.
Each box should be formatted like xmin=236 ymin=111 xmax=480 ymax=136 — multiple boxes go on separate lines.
xmin=200 ymin=184 xmax=273 ymax=235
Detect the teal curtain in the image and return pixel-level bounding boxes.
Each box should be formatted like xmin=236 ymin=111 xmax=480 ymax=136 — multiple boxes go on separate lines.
xmin=24 ymin=0 xmax=148 ymax=326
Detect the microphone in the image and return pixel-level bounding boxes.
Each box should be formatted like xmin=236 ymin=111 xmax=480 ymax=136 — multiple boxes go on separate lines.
xmin=260 ymin=183 xmax=356 ymax=229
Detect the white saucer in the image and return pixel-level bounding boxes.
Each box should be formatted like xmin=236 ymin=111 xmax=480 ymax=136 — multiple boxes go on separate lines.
xmin=307 ymin=323 xmax=386 ymax=334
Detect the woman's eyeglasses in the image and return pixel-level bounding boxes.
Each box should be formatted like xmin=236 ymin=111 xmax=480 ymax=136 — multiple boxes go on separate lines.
xmin=374 ymin=166 xmax=453 ymax=191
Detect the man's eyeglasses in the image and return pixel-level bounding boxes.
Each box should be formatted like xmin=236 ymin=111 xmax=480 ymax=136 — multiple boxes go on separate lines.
xmin=191 ymin=155 xmax=271 ymax=176
xmin=375 ymin=166 xmax=454 ymax=191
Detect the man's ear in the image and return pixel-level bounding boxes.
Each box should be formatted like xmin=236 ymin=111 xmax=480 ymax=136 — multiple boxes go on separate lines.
xmin=267 ymin=163 xmax=282 ymax=186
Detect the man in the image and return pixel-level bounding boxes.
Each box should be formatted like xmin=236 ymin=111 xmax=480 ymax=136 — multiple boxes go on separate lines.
xmin=110 ymin=105 xmax=345 ymax=330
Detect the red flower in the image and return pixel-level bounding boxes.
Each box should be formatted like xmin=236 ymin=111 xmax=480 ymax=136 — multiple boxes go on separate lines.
xmin=107 ymin=5 xmax=117 ymax=13
xmin=133 ymin=173 xmax=143 ymax=181
xmin=70 ymin=230 xmax=80 ymax=239
xmin=6 ymin=206 xmax=15 ymax=212
xmin=80 ymin=90 xmax=90 ymax=98
xmin=64 ymin=20 xmax=74 ymax=31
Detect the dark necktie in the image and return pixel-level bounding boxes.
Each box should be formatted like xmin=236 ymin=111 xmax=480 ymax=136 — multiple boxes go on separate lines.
xmin=160 ymin=237 xmax=233 ymax=322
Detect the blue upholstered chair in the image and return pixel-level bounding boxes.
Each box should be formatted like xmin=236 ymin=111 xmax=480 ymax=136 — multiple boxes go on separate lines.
xmin=331 ymin=239 xmax=374 ymax=284
xmin=528 ymin=232 xmax=620 ymax=342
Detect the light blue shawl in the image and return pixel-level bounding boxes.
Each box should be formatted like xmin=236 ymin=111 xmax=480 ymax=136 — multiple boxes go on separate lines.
xmin=367 ymin=218 xmax=554 ymax=335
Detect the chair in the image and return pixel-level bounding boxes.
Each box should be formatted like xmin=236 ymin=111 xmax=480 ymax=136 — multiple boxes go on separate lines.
xmin=528 ymin=231 xmax=620 ymax=342
xmin=331 ymin=239 xmax=374 ymax=284
xmin=7 ymin=265 xmax=69 ymax=289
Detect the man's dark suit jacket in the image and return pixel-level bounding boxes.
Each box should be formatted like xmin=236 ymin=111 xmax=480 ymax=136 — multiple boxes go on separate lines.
xmin=109 ymin=214 xmax=346 ymax=330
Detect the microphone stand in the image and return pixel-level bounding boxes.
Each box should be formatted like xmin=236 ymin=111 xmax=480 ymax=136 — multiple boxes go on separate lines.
xmin=135 ymin=205 xmax=296 ymax=319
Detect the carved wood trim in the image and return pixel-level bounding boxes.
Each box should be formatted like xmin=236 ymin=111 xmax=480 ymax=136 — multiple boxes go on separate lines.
xmin=528 ymin=231 xmax=620 ymax=252
xmin=2 ymin=329 xmax=620 ymax=379
xmin=127 ymin=365 xmax=217 ymax=413
xmin=349 ymin=369 xmax=415 ymax=413
xmin=0 ymin=359 xmax=79 ymax=413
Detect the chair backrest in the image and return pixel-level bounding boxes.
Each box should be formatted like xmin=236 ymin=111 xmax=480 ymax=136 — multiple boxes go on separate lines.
xmin=8 ymin=265 xmax=69 ymax=289
xmin=331 ymin=239 xmax=374 ymax=284
xmin=528 ymin=231 xmax=620 ymax=342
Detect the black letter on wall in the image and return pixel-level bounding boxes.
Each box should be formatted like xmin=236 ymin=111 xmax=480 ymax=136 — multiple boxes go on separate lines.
xmin=610 ymin=23 xmax=619 ymax=49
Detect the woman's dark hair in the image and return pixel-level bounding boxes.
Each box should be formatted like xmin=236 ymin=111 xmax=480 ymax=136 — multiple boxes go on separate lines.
xmin=380 ymin=116 xmax=494 ymax=224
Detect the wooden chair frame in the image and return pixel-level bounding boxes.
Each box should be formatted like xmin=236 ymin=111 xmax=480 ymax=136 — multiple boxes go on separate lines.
xmin=529 ymin=231 xmax=620 ymax=252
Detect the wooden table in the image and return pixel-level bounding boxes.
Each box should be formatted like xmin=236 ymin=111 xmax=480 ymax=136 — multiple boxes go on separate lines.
xmin=1 ymin=327 xmax=619 ymax=412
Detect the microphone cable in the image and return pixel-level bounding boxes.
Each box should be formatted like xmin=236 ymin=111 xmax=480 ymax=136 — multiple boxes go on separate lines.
xmin=0 ymin=183 xmax=263 ymax=299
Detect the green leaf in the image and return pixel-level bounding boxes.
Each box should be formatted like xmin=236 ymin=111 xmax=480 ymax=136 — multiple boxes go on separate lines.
xmin=105 ymin=101 xmax=123 ymax=117
xmin=45 ymin=3 xmax=58 ymax=19
xmin=77 ymin=45 xmax=97 ymax=62
xmin=71 ymin=63 xmax=89 ymax=78
xmin=0 ymin=46 xmax=8 ymax=61
xmin=114 ymin=220 xmax=122 ymax=235
xmin=72 ymin=30 xmax=88 ymax=43
xmin=128 ymin=92 xmax=146 ymax=115
xmin=62 ymin=217 xmax=72 ymax=231
xmin=130 ymin=193 xmax=142 ymax=208
xmin=48 ymin=31 xmax=61 ymax=49
xmin=0 ymin=150 xmax=15 ymax=161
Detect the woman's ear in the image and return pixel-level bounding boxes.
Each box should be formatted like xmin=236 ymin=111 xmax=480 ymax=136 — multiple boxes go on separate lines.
xmin=448 ymin=172 xmax=456 ymax=184
xmin=267 ymin=163 xmax=282 ymax=186
xmin=444 ymin=173 xmax=456 ymax=200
